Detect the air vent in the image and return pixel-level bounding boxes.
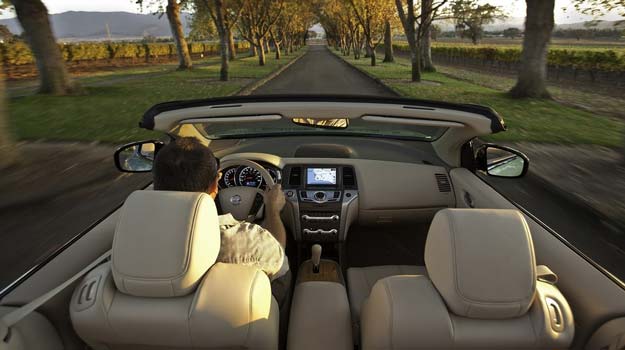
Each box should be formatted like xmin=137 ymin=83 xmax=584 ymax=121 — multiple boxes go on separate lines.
xmin=435 ymin=173 xmax=451 ymax=193
xmin=343 ymin=167 xmax=356 ymax=187
xmin=289 ymin=167 xmax=302 ymax=186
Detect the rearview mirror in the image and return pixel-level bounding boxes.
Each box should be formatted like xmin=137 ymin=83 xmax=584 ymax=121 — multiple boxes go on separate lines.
xmin=114 ymin=141 xmax=164 ymax=172
xmin=476 ymin=144 xmax=529 ymax=178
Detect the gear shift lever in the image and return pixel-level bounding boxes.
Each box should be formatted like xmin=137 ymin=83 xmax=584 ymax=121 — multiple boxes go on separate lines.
xmin=311 ymin=244 xmax=322 ymax=273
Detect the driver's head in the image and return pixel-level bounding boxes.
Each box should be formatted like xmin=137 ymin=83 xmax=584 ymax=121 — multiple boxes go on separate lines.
xmin=153 ymin=137 xmax=220 ymax=198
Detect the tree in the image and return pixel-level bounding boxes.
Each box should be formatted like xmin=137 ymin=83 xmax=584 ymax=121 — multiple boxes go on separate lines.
xmin=238 ymin=0 xmax=285 ymax=66
xmin=137 ymin=0 xmax=193 ymax=70
xmin=451 ymin=0 xmax=505 ymax=44
xmin=383 ymin=20 xmax=394 ymax=62
xmin=395 ymin=0 xmax=449 ymax=81
xmin=199 ymin=0 xmax=245 ymax=81
xmin=166 ymin=0 xmax=193 ymax=69
xmin=509 ymin=0 xmax=555 ymax=99
xmin=348 ymin=0 xmax=396 ymax=66
xmin=503 ymin=27 xmax=521 ymax=39
xmin=5 ymin=0 xmax=77 ymax=95
xmin=189 ymin=5 xmax=218 ymax=41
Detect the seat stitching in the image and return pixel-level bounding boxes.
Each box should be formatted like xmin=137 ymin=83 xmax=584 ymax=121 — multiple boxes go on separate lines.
xmin=383 ymin=279 xmax=394 ymax=350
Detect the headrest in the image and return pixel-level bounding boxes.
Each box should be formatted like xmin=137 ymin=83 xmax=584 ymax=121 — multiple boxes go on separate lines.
xmin=112 ymin=191 xmax=220 ymax=298
xmin=425 ymin=209 xmax=536 ymax=319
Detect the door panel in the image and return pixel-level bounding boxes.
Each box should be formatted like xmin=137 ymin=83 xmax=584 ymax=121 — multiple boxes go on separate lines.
xmin=450 ymin=168 xmax=625 ymax=348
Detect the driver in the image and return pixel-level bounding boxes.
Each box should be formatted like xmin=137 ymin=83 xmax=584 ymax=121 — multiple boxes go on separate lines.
xmin=151 ymin=137 xmax=290 ymax=307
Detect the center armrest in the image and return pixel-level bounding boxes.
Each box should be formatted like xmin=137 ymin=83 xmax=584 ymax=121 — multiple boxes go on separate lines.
xmin=287 ymin=281 xmax=353 ymax=350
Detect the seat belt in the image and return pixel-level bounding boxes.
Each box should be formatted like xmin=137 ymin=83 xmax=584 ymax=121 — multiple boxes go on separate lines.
xmin=0 ymin=250 xmax=111 ymax=342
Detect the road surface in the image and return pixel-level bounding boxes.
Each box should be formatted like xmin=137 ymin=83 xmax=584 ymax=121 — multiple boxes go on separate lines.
xmin=1 ymin=43 xmax=623 ymax=292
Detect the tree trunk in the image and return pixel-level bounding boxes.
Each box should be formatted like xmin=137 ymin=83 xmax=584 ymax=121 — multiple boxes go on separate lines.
xmin=274 ymin=40 xmax=281 ymax=59
xmin=0 ymin=70 xmax=18 ymax=170
xmin=411 ymin=43 xmax=422 ymax=82
xmin=257 ymin=37 xmax=266 ymax=66
xmin=383 ymin=20 xmax=394 ymax=63
xmin=249 ymin=42 xmax=257 ymax=57
xmin=370 ymin=44 xmax=377 ymax=66
xmin=509 ymin=0 xmax=555 ymax=98
xmin=227 ymin=28 xmax=236 ymax=61
xmin=213 ymin=0 xmax=228 ymax=81
xmin=11 ymin=0 xmax=76 ymax=95
xmin=421 ymin=25 xmax=435 ymax=72
xmin=166 ymin=0 xmax=192 ymax=70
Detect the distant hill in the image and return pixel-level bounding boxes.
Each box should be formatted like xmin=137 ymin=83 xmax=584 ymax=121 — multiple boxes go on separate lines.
xmin=0 ymin=11 xmax=192 ymax=42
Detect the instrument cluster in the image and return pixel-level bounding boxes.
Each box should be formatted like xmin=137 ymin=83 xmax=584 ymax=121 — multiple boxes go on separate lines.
xmin=218 ymin=163 xmax=281 ymax=189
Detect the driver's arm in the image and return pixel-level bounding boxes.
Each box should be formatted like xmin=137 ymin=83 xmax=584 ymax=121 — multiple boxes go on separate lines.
xmin=262 ymin=184 xmax=287 ymax=248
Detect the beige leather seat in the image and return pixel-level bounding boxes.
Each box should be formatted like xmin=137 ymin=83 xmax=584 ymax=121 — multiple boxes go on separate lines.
xmin=360 ymin=209 xmax=574 ymax=349
xmin=347 ymin=265 xmax=426 ymax=332
xmin=70 ymin=191 xmax=279 ymax=350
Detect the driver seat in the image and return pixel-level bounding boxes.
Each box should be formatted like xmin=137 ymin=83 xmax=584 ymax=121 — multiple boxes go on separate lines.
xmin=70 ymin=191 xmax=279 ymax=350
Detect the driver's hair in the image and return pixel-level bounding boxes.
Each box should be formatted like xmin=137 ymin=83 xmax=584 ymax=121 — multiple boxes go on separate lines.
xmin=153 ymin=137 xmax=219 ymax=192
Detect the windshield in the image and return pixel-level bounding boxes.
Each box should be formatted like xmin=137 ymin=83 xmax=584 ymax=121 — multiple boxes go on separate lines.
xmin=197 ymin=117 xmax=447 ymax=141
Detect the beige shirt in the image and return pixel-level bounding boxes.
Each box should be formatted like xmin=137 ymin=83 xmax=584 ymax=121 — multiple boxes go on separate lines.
xmin=217 ymin=214 xmax=289 ymax=280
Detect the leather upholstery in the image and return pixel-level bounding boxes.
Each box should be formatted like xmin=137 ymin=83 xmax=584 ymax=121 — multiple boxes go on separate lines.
xmin=360 ymin=209 xmax=574 ymax=349
xmin=347 ymin=265 xmax=427 ymax=323
xmin=70 ymin=190 xmax=279 ymax=349
xmin=425 ymin=208 xmax=536 ymax=319
xmin=112 ymin=191 xmax=221 ymax=298
xmin=287 ymin=282 xmax=353 ymax=350
xmin=71 ymin=263 xmax=279 ymax=350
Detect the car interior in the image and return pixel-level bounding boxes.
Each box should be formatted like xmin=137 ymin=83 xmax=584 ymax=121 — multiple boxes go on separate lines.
xmin=1 ymin=96 xmax=625 ymax=350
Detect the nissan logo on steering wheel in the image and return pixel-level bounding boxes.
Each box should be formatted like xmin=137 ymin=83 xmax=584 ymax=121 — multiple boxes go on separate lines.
xmin=230 ymin=194 xmax=242 ymax=206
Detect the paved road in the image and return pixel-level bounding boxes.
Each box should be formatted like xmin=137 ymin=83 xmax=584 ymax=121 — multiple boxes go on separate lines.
xmin=253 ymin=45 xmax=393 ymax=96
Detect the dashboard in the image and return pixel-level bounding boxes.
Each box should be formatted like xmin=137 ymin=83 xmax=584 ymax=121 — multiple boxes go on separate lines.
xmin=218 ymin=162 xmax=281 ymax=189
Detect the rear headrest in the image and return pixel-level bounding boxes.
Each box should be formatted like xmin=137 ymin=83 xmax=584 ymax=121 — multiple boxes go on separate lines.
xmin=112 ymin=191 xmax=220 ymax=298
xmin=425 ymin=209 xmax=536 ymax=319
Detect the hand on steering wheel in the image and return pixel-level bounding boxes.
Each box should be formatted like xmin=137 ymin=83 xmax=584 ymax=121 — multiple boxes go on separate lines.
xmin=217 ymin=159 xmax=276 ymax=221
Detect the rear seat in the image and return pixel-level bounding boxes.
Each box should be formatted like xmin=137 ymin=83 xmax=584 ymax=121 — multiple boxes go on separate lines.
xmin=346 ymin=265 xmax=427 ymax=334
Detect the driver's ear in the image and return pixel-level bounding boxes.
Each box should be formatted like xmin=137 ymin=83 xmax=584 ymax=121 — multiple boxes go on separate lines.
xmin=207 ymin=179 xmax=219 ymax=199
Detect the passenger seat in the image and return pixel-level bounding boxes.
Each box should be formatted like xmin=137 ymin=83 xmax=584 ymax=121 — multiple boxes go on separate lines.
xmin=359 ymin=209 xmax=574 ymax=349
xmin=347 ymin=265 xmax=426 ymax=332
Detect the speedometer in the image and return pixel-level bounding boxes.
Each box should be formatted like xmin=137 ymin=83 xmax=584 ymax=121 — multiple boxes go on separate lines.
xmin=238 ymin=167 xmax=262 ymax=188
xmin=222 ymin=167 xmax=237 ymax=187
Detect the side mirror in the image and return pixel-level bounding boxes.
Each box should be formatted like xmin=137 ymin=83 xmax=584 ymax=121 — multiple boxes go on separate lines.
xmin=476 ymin=144 xmax=529 ymax=178
xmin=114 ymin=141 xmax=164 ymax=172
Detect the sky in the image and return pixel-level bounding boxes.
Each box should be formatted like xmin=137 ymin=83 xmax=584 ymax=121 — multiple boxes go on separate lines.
xmin=0 ymin=0 xmax=623 ymax=23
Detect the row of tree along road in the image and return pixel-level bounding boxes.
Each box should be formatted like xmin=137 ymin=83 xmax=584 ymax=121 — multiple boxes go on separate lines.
xmin=321 ymin=0 xmax=624 ymax=98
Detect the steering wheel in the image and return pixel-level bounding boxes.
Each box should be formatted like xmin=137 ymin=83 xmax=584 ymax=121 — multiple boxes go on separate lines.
xmin=217 ymin=159 xmax=276 ymax=221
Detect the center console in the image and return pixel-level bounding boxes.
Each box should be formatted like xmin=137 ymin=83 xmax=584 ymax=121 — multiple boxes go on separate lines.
xmin=282 ymin=165 xmax=358 ymax=242
xmin=287 ymin=245 xmax=353 ymax=350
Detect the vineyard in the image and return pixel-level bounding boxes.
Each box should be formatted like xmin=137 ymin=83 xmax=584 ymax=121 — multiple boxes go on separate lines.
xmin=393 ymin=42 xmax=625 ymax=73
xmin=0 ymin=41 xmax=251 ymax=79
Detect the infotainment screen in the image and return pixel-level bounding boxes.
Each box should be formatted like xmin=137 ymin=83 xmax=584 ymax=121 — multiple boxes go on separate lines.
xmin=306 ymin=168 xmax=337 ymax=186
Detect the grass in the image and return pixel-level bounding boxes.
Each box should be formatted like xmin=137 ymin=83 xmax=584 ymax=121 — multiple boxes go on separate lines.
xmin=335 ymin=50 xmax=624 ymax=147
xmin=9 ymin=49 xmax=305 ymax=143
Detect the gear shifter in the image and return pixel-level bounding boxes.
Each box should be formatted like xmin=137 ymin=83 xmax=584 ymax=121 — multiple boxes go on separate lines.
xmin=311 ymin=244 xmax=322 ymax=273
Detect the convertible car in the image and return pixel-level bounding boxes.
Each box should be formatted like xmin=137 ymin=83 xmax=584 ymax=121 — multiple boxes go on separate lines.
xmin=1 ymin=95 xmax=624 ymax=350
